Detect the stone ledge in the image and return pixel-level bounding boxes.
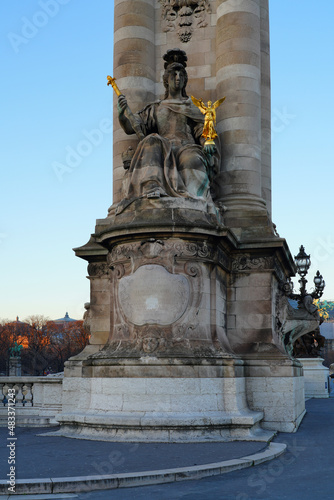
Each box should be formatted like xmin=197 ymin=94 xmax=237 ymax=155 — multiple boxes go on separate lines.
xmin=0 ymin=376 xmax=63 ymax=384
xmin=0 ymin=443 xmax=286 ymax=495
xmin=56 ymin=410 xmax=264 ymax=428
xmin=53 ymin=408 xmax=270 ymax=443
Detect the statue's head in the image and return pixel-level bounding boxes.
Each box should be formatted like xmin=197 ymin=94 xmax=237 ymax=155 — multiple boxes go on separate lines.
xmin=162 ymin=48 xmax=188 ymax=99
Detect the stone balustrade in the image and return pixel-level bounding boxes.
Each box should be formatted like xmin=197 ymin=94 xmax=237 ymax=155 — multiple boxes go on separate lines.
xmin=0 ymin=376 xmax=63 ymax=413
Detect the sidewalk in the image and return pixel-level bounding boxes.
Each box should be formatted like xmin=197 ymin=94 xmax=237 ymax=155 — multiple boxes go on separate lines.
xmin=2 ymin=398 xmax=333 ymax=497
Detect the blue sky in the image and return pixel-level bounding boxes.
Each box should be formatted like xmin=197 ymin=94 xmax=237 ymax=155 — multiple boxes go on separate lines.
xmin=0 ymin=1 xmax=333 ymax=321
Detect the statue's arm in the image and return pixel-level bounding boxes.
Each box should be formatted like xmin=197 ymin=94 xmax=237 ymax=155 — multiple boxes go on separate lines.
xmin=117 ymin=95 xmax=136 ymax=134
xmin=117 ymin=96 xmax=147 ymax=141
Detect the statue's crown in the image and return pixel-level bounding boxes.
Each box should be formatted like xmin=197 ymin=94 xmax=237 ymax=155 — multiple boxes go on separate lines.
xmin=163 ymin=48 xmax=188 ymax=70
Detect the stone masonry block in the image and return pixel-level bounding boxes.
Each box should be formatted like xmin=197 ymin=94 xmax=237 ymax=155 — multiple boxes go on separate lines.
xmin=217 ymin=0 xmax=260 ymax=18
xmin=122 ymin=393 xmax=171 ymax=412
xmin=229 ymin=300 xmax=271 ymax=316
xmin=90 ymin=394 xmax=123 ymax=411
xmin=145 ymin=378 xmax=200 ymax=396
xmin=236 ymin=286 xmax=270 ymax=301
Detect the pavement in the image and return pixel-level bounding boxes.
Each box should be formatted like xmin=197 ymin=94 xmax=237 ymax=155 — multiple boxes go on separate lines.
xmin=0 ymin=398 xmax=333 ymax=499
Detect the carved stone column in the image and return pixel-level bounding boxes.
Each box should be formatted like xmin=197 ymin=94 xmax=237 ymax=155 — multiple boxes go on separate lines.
xmin=113 ymin=0 xmax=156 ymax=204
xmin=260 ymin=0 xmax=271 ymax=216
xmin=215 ymin=0 xmax=270 ymax=235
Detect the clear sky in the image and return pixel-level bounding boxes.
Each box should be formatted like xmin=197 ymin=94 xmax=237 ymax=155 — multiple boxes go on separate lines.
xmin=1 ymin=1 xmax=333 ymax=322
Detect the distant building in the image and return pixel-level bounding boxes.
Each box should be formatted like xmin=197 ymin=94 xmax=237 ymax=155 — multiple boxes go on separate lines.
xmin=54 ymin=312 xmax=77 ymax=325
xmin=49 ymin=312 xmax=79 ymax=341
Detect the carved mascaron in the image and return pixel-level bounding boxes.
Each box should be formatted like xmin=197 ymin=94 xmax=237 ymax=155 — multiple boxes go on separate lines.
xmin=160 ymin=0 xmax=211 ymax=43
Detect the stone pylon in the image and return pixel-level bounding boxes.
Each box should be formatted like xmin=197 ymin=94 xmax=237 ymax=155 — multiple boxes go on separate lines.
xmin=59 ymin=1 xmax=317 ymax=440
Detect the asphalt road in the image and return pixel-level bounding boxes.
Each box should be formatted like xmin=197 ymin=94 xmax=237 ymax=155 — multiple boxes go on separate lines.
xmin=74 ymin=399 xmax=334 ymax=500
xmin=2 ymin=399 xmax=333 ymax=500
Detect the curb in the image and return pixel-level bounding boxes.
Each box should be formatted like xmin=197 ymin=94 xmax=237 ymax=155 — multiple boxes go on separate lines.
xmin=0 ymin=442 xmax=286 ymax=495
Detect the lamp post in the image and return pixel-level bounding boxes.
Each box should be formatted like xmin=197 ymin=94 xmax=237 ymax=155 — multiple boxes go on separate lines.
xmin=284 ymin=245 xmax=325 ymax=307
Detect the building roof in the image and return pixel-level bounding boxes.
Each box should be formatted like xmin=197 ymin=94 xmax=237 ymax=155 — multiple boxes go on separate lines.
xmin=54 ymin=312 xmax=77 ymax=324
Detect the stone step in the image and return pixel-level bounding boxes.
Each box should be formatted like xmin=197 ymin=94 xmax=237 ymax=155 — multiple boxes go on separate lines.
xmin=0 ymin=414 xmax=59 ymax=427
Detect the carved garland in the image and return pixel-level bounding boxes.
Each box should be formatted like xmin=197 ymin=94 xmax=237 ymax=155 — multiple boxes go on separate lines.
xmin=231 ymin=255 xmax=274 ymax=272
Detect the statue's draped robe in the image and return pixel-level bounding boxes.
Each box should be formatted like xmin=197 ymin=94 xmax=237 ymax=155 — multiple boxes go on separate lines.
xmin=118 ymin=98 xmax=219 ymax=212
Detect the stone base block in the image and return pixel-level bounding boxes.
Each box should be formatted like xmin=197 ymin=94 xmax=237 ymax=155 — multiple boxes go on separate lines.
xmin=57 ymin=376 xmax=271 ymax=442
xmin=244 ymin=358 xmax=306 ymax=432
xmin=298 ymin=358 xmax=329 ymax=398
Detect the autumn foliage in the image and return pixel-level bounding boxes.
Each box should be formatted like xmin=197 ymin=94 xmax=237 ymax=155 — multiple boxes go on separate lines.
xmin=0 ymin=315 xmax=89 ymax=375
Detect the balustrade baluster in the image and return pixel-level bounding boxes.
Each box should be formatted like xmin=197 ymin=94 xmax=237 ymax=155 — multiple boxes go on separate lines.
xmin=0 ymin=383 xmax=5 ymax=406
xmin=22 ymin=383 xmax=33 ymax=407
xmin=14 ymin=384 xmax=24 ymax=407
xmin=3 ymin=383 xmax=10 ymax=405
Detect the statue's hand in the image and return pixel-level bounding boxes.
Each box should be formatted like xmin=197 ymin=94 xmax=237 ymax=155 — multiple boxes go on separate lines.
xmin=204 ymin=143 xmax=216 ymax=156
xmin=117 ymin=95 xmax=127 ymax=115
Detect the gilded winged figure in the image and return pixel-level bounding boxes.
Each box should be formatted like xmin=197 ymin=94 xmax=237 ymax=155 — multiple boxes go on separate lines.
xmin=191 ymin=96 xmax=226 ymax=144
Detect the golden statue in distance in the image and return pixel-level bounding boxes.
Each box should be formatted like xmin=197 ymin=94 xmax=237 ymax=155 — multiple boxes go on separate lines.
xmin=191 ymin=96 xmax=226 ymax=145
xmin=107 ymin=75 xmax=122 ymax=97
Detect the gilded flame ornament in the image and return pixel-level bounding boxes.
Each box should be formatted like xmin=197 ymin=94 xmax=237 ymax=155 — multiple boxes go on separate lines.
xmin=107 ymin=75 xmax=145 ymax=141
xmin=107 ymin=75 xmax=122 ymax=96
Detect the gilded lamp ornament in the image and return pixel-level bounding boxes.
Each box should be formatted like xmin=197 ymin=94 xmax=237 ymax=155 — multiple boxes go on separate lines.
xmin=191 ymin=96 xmax=226 ymax=146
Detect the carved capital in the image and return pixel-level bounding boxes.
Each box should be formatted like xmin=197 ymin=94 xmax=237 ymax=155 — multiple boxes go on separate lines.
xmin=87 ymin=262 xmax=109 ymax=277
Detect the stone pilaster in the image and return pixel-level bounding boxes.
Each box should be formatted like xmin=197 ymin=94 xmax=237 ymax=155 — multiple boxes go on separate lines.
xmin=86 ymin=262 xmax=110 ymax=347
xmin=64 ymin=239 xmax=109 ymax=378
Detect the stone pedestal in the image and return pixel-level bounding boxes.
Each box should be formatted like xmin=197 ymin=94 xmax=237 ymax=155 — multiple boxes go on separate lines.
xmin=59 ymin=198 xmax=316 ymax=440
xmin=9 ymin=357 xmax=21 ymax=377
xmin=298 ymin=358 xmax=329 ymax=399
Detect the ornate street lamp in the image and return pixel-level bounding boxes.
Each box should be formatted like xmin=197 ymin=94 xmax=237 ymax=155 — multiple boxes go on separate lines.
xmin=284 ymin=245 xmax=325 ymax=307
xmin=313 ymin=271 xmax=325 ymax=296
xmin=294 ymin=245 xmax=311 ymax=277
